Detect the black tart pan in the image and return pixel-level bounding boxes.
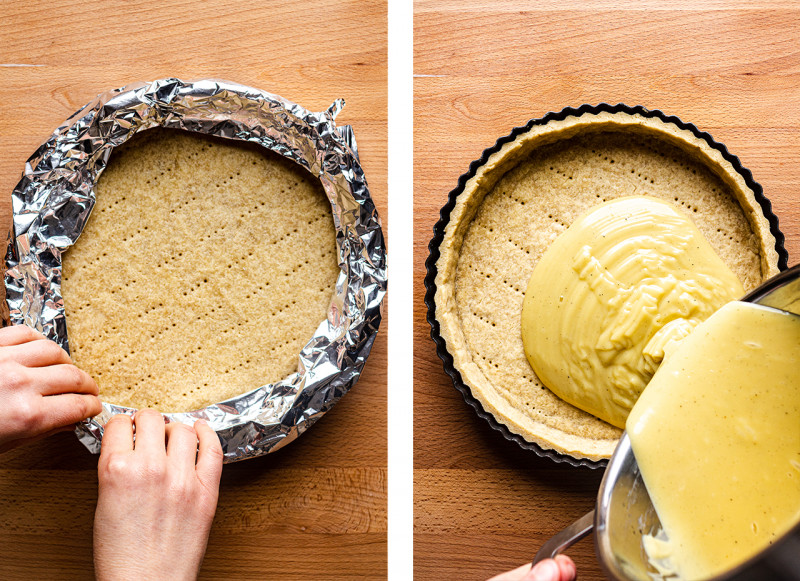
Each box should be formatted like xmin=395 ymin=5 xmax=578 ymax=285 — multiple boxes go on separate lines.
xmin=424 ymin=103 xmax=788 ymax=470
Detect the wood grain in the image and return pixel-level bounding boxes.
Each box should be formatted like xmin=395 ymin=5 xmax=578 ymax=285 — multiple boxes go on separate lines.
xmin=0 ymin=1 xmax=387 ymax=579
xmin=414 ymin=1 xmax=800 ymax=579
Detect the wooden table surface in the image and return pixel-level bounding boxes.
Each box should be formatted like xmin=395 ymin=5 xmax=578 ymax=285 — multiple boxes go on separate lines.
xmin=0 ymin=1 xmax=387 ymax=579
xmin=413 ymin=2 xmax=800 ymax=580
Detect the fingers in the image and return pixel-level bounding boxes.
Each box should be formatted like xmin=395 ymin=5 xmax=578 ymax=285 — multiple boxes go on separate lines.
xmin=488 ymin=563 xmax=532 ymax=581
xmin=521 ymin=557 xmax=576 ymax=581
xmin=132 ymin=409 xmax=166 ymax=457
xmin=0 ymin=324 xmax=46 ymax=347
xmin=103 ymin=415 xmax=222 ymax=481
xmin=554 ymin=556 xmax=576 ymax=581
xmin=101 ymin=414 xmax=134 ymax=453
xmin=166 ymin=422 xmax=199 ymax=473
xmin=30 ymin=364 xmax=98 ymax=396
xmin=37 ymin=392 xmax=102 ymax=431
xmin=1 ymin=338 xmax=71 ymax=367
xmin=194 ymin=420 xmax=223 ymax=489
xmin=488 ymin=558 xmax=577 ymax=581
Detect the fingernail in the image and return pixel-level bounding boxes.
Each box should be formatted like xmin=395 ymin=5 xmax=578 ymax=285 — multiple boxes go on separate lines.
xmin=195 ymin=419 xmax=207 ymax=426
xmin=555 ymin=555 xmax=576 ymax=578
xmin=527 ymin=559 xmax=559 ymax=581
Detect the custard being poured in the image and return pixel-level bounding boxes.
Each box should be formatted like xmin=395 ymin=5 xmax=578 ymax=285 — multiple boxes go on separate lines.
xmin=521 ymin=196 xmax=743 ymax=428
xmin=627 ymin=301 xmax=800 ymax=580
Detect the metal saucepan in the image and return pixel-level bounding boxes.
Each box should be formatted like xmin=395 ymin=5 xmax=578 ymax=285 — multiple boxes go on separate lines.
xmin=533 ymin=263 xmax=800 ymax=580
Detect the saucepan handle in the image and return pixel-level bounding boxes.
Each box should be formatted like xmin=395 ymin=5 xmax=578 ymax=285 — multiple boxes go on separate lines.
xmin=532 ymin=510 xmax=595 ymax=565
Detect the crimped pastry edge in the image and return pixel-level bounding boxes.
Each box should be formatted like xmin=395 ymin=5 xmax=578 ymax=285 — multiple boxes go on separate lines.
xmin=433 ymin=108 xmax=781 ymax=462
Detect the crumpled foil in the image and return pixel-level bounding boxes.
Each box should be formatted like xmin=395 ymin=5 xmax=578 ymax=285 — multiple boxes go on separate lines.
xmin=4 ymin=78 xmax=387 ymax=462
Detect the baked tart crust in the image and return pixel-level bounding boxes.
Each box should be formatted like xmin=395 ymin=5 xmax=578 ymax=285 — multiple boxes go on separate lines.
xmin=433 ymin=109 xmax=781 ymax=462
xmin=62 ymin=129 xmax=339 ymax=412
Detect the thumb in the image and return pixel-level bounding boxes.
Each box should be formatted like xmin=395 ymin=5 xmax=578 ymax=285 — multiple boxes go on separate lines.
xmin=523 ymin=556 xmax=575 ymax=581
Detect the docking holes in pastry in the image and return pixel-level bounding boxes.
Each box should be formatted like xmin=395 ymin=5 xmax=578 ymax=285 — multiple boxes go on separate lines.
xmin=61 ymin=128 xmax=340 ymax=412
xmin=451 ymin=128 xmax=760 ymax=437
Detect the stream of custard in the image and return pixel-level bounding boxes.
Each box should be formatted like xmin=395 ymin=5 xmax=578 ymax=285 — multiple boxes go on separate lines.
xmin=627 ymin=301 xmax=800 ymax=580
xmin=521 ymin=196 xmax=799 ymax=578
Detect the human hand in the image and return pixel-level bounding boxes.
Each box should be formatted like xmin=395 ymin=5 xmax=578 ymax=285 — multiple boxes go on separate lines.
xmin=488 ymin=556 xmax=577 ymax=581
xmin=93 ymin=410 xmax=224 ymax=581
xmin=0 ymin=325 xmax=101 ymax=454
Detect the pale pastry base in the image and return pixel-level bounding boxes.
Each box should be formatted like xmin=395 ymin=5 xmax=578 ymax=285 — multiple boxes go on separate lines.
xmin=62 ymin=128 xmax=340 ymax=412
xmin=435 ymin=112 xmax=779 ymax=461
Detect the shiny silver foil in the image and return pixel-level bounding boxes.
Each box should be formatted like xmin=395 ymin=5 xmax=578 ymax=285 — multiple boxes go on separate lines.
xmin=4 ymin=78 xmax=387 ymax=462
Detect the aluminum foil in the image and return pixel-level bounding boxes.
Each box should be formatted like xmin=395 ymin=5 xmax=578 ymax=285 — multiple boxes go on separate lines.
xmin=4 ymin=78 xmax=387 ymax=462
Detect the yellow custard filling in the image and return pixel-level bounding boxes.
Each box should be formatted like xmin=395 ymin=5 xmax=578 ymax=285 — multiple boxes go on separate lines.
xmin=627 ymin=301 xmax=800 ymax=580
xmin=521 ymin=196 xmax=743 ymax=428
